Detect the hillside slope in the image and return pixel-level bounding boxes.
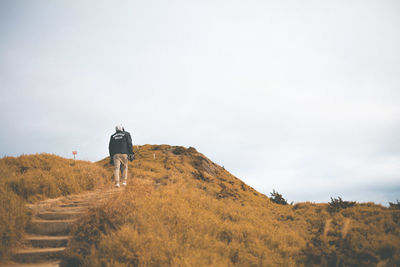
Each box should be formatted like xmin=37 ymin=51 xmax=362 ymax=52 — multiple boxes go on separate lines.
xmin=63 ymin=145 xmax=400 ymax=266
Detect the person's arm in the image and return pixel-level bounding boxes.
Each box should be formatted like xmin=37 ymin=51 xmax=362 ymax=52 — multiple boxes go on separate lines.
xmin=126 ymin=132 xmax=133 ymax=154
xmin=109 ymin=136 xmax=114 ymax=164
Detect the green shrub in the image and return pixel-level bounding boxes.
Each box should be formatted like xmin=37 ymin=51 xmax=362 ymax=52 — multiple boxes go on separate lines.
xmin=171 ymin=146 xmax=187 ymax=155
xmin=389 ymin=200 xmax=400 ymax=210
xmin=270 ymin=189 xmax=289 ymax=205
xmin=328 ymin=197 xmax=356 ymax=213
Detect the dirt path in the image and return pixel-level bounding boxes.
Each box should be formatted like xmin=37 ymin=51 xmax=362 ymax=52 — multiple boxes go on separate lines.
xmin=3 ymin=187 xmax=124 ymax=267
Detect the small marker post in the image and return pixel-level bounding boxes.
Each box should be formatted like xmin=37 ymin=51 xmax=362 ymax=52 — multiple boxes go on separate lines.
xmin=72 ymin=151 xmax=77 ymax=160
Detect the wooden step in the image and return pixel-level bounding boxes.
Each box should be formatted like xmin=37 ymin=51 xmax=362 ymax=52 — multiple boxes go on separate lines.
xmin=25 ymin=235 xmax=70 ymax=248
xmin=0 ymin=260 xmax=61 ymax=266
xmin=37 ymin=211 xmax=85 ymax=220
xmin=13 ymin=247 xmax=66 ymax=262
xmin=27 ymin=219 xmax=76 ymax=235
xmin=47 ymin=206 xmax=87 ymax=213
xmin=58 ymin=202 xmax=90 ymax=208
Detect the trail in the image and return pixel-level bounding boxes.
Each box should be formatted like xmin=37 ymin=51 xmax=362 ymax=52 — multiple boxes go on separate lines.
xmin=3 ymin=187 xmax=124 ymax=267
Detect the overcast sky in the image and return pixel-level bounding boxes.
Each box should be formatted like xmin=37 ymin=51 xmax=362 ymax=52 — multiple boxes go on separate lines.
xmin=1 ymin=0 xmax=399 ymax=204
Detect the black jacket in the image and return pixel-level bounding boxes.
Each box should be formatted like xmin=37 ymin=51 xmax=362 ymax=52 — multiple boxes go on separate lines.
xmin=109 ymin=130 xmax=133 ymax=157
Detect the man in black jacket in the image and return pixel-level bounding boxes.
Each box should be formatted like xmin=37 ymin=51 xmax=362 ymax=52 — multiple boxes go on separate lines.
xmin=109 ymin=125 xmax=133 ymax=187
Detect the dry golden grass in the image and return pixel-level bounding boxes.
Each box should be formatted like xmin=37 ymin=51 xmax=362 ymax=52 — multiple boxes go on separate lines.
xmin=0 ymin=185 xmax=29 ymax=260
xmin=1 ymin=153 xmax=111 ymax=202
xmin=0 ymin=153 xmax=112 ymax=260
xmin=64 ymin=145 xmax=400 ymax=266
xmin=65 ymin=180 xmax=301 ymax=266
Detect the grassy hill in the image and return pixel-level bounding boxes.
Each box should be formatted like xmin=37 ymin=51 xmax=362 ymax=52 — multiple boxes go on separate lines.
xmin=62 ymin=145 xmax=400 ymax=266
xmin=0 ymin=147 xmax=398 ymax=266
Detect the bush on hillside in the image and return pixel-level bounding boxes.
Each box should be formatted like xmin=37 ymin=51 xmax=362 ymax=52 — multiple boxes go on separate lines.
xmin=62 ymin=206 xmax=126 ymax=266
xmin=327 ymin=197 xmax=356 ymax=213
xmin=172 ymin=146 xmax=187 ymax=155
xmin=270 ymin=189 xmax=289 ymax=205
xmin=389 ymin=200 xmax=400 ymax=210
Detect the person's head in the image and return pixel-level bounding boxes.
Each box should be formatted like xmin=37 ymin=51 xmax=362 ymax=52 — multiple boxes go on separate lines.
xmin=115 ymin=125 xmax=123 ymax=132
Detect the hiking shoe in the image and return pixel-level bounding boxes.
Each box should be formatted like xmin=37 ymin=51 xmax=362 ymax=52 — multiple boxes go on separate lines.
xmin=115 ymin=183 xmax=120 ymax=188
xmin=122 ymin=182 xmax=127 ymax=186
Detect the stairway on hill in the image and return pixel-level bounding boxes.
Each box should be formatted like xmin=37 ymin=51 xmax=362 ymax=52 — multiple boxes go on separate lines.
xmin=4 ymin=188 xmax=124 ymax=267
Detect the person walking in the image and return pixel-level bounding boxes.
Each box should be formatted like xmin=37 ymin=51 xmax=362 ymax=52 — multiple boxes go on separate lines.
xmin=109 ymin=125 xmax=133 ymax=188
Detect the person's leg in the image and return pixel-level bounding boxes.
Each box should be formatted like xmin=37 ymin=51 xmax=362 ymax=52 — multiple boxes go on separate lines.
xmin=120 ymin=154 xmax=128 ymax=185
xmin=113 ymin=154 xmax=122 ymax=186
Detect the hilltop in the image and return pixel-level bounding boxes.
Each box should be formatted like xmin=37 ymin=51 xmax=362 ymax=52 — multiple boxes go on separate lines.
xmin=0 ymin=146 xmax=399 ymax=266
xmin=98 ymin=144 xmax=267 ymax=203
